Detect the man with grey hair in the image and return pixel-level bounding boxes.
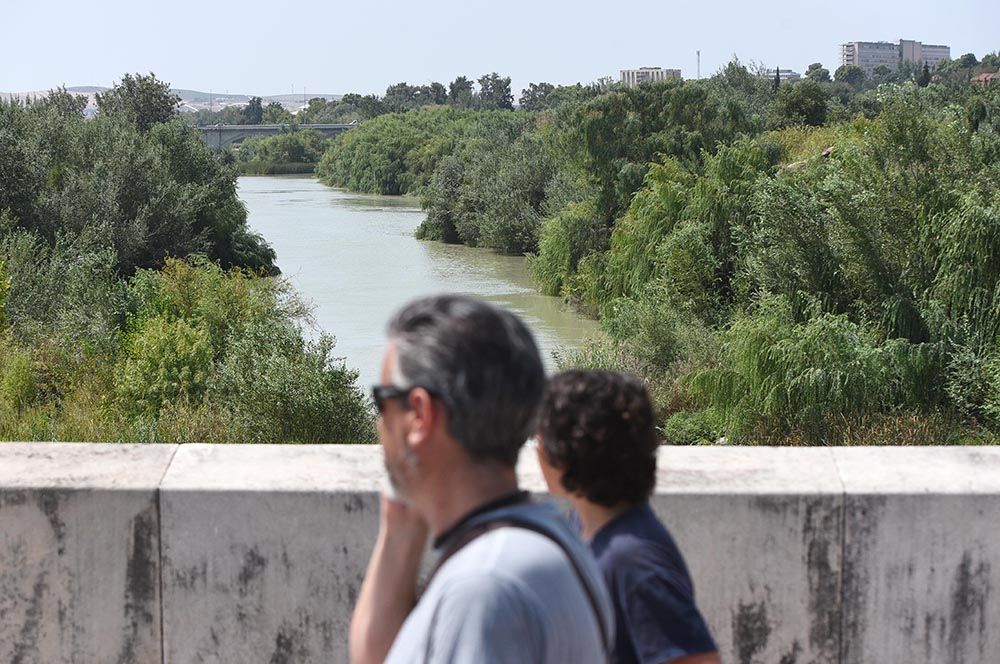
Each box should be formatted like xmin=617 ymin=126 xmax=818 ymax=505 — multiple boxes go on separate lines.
xmin=350 ymin=294 xmax=613 ymax=664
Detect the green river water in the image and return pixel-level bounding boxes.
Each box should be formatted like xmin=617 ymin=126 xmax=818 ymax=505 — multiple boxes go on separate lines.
xmin=240 ymin=175 xmax=598 ymax=388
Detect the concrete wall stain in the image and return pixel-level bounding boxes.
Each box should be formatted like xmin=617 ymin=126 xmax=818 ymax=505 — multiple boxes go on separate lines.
xmin=172 ymin=562 xmax=207 ymax=591
xmin=803 ymin=498 xmax=840 ymax=662
xmin=35 ymin=492 xmax=67 ymax=555
xmin=11 ymin=571 xmax=47 ymax=664
xmin=948 ymin=551 xmax=991 ymax=662
xmin=237 ymin=547 xmax=268 ymax=596
xmin=923 ymin=612 xmax=946 ymax=662
xmin=779 ymin=640 xmax=802 ymax=664
xmin=732 ymin=600 xmax=770 ymax=664
xmin=268 ymin=620 xmax=309 ymax=664
xmin=280 ymin=546 xmax=295 ymax=585
xmin=751 ymin=496 xmax=793 ymax=516
xmin=116 ymin=503 xmax=159 ymax=664
xmin=342 ymin=494 xmax=366 ymax=514
xmin=840 ymin=495 xmax=885 ymax=662
xmin=0 ymin=490 xmax=28 ymax=509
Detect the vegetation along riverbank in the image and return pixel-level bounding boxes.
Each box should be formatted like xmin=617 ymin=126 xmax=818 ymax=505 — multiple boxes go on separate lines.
xmin=0 ymin=74 xmax=375 ymax=443
xmin=315 ymin=59 xmax=1000 ymax=445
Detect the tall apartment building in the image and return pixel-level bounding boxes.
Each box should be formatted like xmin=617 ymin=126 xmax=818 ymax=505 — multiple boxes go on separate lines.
xmin=907 ymin=41 xmax=951 ymax=69
xmin=841 ymin=39 xmax=952 ymax=77
xmin=620 ymin=67 xmax=682 ymax=88
xmin=840 ymin=41 xmax=900 ymax=77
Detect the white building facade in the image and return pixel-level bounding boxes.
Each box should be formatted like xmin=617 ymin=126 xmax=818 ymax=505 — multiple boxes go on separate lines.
xmin=762 ymin=69 xmax=803 ymax=82
xmin=620 ymin=67 xmax=682 ymax=88
xmin=841 ymin=39 xmax=952 ymax=77
xmin=841 ymin=41 xmax=900 ymax=77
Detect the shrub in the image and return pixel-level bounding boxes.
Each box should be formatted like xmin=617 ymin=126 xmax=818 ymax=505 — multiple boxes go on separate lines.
xmin=210 ymin=325 xmax=375 ymax=443
xmin=689 ymin=297 xmax=943 ymax=442
xmin=528 ymin=201 xmax=605 ymax=297
xmin=115 ymin=316 xmax=213 ymax=414
xmin=662 ymin=409 xmax=722 ymax=445
xmin=0 ymin=345 xmax=37 ymax=411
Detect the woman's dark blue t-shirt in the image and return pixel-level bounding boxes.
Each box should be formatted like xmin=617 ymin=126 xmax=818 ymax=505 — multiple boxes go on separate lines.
xmin=590 ymin=503 xmax=717 ymax=664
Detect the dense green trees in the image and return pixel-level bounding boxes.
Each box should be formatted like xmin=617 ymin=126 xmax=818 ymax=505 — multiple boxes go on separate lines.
xmin=263 ymin=101 xmax=294 ymax=124
xmin=0 ymin=75 xmax=375 ymax=443
xmin=316 ymin=56 xmax=1000 ymax=445
xmin=568 ymin=85 xmax=1000 ymax=444
xmin=775 ymin=79 xmax=829 ymax=126
xmin=186 ymin=72 xmax=531 ymax=132
xmin=519 ymin=83 xmax=556 ymax=111
xmin=805 ymin=63 xmax=831 ymax=83
xmin=476 ymin=73 xmax=514 ymax=110
xmin=2 ymin=85 xmax=274 ymax=274
xmin=316 ymin=106 xmax=481 ymax=195
xmin=241 ymin=96 xmax=264 ymax=124
xmin=96 ymin=73 xmax=181 ymax=131
xmin=449 ymin=77 xmax=475 ymax=107
xmin=416 ymin=113 xmax=551 ymax=252
xmin=835 ymin=64 xmax=866 ymax=87
xmin=237 ymin=129 xmax=331 ymax=174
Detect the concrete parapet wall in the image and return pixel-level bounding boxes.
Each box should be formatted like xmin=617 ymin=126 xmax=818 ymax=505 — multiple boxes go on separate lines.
xmin=1 ymin=443 xmax=998 ymax=663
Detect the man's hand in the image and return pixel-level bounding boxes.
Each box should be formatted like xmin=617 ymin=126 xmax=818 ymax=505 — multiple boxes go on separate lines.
xmin=349 ymin=494 xmax=429 ymax=664
xmin=380 ymin=493 xmax=430 ymax=548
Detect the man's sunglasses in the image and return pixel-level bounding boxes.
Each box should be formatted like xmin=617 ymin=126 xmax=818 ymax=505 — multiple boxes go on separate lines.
xmin=371 ymin=384 xmax=439 ymax=413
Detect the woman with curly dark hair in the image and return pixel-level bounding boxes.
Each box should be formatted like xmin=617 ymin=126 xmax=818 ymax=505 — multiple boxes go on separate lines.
xmin=536 ymin=370 xmax=719 ymax=664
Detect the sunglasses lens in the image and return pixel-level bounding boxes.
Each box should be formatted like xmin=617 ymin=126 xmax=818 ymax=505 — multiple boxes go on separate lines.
xmin=372 ymin=385 xmax=401 ymax=413
xmin=374 ymin=393 xmax=386 ymax=413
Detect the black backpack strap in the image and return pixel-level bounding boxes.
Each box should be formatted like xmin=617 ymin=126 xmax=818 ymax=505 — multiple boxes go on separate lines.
xmin=428 ymin=516 xmax=611 ymax=658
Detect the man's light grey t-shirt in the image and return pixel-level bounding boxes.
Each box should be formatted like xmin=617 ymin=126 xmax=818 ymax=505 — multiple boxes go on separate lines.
xmin=385 ymin=501 xmax=614 ymax=664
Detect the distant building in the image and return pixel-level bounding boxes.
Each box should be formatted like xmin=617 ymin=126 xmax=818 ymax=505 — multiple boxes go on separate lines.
xmin=619 ymin=67 xmax=682 ymax=88
xmin=910 ymin=42 xmax=951 ymax=69
xmin=840 ymin=39 xmax=951 ymax=78
xmin=762 ymin=69 xmax=802 ymax=82
xmin=840 ymin=41 xmax=900 ymax=77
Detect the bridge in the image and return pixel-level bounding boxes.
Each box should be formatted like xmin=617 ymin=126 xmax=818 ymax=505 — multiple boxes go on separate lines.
xmin=197 ymin=123 xmax=354 ymax=150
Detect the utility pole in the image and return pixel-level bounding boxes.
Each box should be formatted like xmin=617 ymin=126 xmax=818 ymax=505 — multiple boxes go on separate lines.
xmin=697 ymin=50 xmax=701 ymax=79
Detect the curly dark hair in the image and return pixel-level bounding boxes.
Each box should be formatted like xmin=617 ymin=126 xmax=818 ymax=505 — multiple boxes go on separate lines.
xmin=537 ymin=370 xmax=659 ymax=507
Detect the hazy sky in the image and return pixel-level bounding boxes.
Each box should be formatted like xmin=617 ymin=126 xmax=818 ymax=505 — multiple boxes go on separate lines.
xmin=4 ymin=0 xmax=997 ymax=97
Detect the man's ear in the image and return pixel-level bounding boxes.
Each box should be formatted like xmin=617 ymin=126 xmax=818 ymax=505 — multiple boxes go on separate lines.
xmin=405 ymin=387 xmax=437 ymax=448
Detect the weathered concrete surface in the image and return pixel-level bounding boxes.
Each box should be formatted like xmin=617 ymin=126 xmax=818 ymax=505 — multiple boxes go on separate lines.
xmin=159 ymin=444 xmax=382 ymax=664
xmin=835 ymin=447 xmax=1000 ymax=664
xmin=650 ymin=447 xmax=844 ymax=664
xmin=0 ymin=442 xmax=177 ymax=664
xmin=4 ymin=443 xmax=1000 ymax=663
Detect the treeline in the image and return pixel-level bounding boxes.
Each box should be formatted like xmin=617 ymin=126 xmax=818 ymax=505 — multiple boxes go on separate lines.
xmin=189 ymin=72 xmax=599 ymax=128
xmin=215 ymin=72 xmax=596 ymax=177
xmin=237 ymin=129 xmax=332 ymax=175
xmin=0 ymin=74 xmax=375 ymax=443
xmin=318 ymin=55 xmax=1000 ymax=445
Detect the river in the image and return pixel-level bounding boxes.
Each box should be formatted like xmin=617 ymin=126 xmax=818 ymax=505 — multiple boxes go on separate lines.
xmin=239 ymin=175 xmax=598 ymax=389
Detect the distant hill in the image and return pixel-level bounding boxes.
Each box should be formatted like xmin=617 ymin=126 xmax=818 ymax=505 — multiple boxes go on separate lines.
xmin=66 ymin=86 xmax=108 ymax=94
xmin=172 ymin=88 xmax=248 ymax=104
xmin=172 ymin=89 xmax=342 ymax=103
xmin=263 ymin=93 xmax=343 ymax=103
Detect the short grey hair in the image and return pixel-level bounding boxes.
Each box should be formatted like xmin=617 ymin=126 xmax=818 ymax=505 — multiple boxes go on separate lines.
xmin=387 ymin=295 xmax=545 ymax=466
